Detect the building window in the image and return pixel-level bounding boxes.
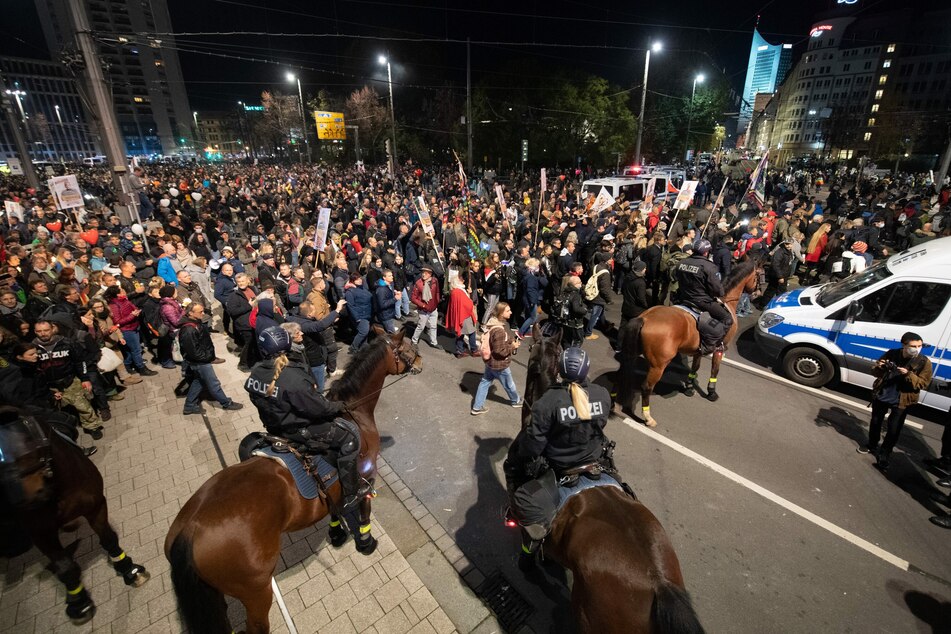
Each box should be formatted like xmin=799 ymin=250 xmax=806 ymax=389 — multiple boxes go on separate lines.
xmin=882 ymin=60 xmax=891 ymax=69
xmin=154 ymin=61 xmax=164 ymax=67
xmin=879 ymin=75 xmax=888 ymax=85
xmin=871 ymin=104 xmax=879 ymax=113
xmin=133 ymin=96 xmax=144 ymax=103
xmin=875 ymin=89 xmax=883 ymax=99
xmin=887 ymin=43 xmax=896 ymax=53
xmin=864 ymin=132 xmax=872 ymax=141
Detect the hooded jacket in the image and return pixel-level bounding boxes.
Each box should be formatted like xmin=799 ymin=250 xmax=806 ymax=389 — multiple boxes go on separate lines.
xmin=33 ymin=334 xmax=88 ymax=388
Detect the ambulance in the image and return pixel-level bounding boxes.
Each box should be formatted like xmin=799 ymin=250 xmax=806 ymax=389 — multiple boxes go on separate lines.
xmin=755 ymin=237 xmax=951 ymax=411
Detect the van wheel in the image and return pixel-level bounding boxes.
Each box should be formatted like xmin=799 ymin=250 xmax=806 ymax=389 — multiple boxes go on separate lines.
xmin=782 ymin=347 xmax=835 ymax=388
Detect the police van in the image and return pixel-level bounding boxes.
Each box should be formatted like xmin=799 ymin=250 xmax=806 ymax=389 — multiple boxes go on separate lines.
xmin=755 ymin=237 xmax=951 ymax=411
xmin=580 ymin=175 xmax=676 ymax=207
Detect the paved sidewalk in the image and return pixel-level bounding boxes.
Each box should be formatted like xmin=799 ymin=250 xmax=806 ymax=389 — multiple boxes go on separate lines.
xmin=0 ymin=335 xmax=499 ymax=634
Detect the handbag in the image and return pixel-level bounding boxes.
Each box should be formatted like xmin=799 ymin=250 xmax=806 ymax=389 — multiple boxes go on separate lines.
xmin=97 ymin=347 xmax=122 ymax=373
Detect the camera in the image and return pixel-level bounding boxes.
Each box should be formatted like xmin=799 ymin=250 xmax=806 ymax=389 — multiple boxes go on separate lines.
xmin=881 ymin=359 xmax=899 ymax=372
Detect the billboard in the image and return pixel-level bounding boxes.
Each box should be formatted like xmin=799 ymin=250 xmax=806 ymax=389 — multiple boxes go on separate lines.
xmin=315 ymin=111 xmax=346 ymax=140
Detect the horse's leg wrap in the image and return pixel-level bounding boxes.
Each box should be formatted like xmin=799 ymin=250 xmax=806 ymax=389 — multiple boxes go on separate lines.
xmin=328 ymin=515 xmax=349 ymax=547
xmin=52 ymin=557 xmax=95 ymax=623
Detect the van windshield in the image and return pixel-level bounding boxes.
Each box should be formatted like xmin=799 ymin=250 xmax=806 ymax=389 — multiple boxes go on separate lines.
xmin=815 ymin=261 xmax=892 ymax=307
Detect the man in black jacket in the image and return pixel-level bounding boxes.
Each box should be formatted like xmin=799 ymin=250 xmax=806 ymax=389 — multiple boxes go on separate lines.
xmin=178 ymin=302 xmax=243 ymax=415
xmin=673 ymin=240 xmax=733 ymax=354
xmin=33 ymin=319 xmax=103 ymax=437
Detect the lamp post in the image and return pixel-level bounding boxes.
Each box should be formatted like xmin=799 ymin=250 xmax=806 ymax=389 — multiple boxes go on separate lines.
xmin=286 ymin=72 xmax=309 ymax=162
xmin=378 ymin=55 xmax=397 ymax=175
xmin=4 ymin=89 xmax=27 ymax=122
xmin=634 ymin=41 xmax=661 ymax=166
xmin=192 ymin=110 xmax=200 ymax=149
xmin=683 ymin=73 xmax=705 ymax=163
xmin=54 ymin=104 xmax=67 ymax=164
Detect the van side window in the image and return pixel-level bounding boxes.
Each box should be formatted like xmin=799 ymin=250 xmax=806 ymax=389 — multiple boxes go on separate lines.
xmin=856 ymin=281 xmax=951 ymax=326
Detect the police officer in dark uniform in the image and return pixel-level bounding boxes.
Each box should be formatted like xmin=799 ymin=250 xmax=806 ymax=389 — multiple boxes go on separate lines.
xmin=673 ymin=239 xmax=734 ymax=354
xmin=505 ymin=347 xmax=612 ymax=568
xmin=245 ymin=326 xmax=371 ymax=510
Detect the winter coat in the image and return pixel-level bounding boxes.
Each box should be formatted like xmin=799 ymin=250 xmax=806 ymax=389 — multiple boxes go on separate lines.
xmin=344 ymin=284 xmax=373 ymax=322
xmin=108 ymin=295 xmax=141 ymax=332
xmin=373 ymin=280 xmax=397 ymax=323
xmin=160 ymin=297 xmax=185 ymax=332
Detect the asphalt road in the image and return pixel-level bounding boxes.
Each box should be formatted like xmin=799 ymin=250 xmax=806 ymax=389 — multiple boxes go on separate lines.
xmin=364 ymin=302 xmax=951 ymax=633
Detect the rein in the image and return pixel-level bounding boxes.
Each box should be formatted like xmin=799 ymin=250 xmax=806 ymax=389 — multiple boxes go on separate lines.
xmin=341 ymin=340 xmax=420 ymax=411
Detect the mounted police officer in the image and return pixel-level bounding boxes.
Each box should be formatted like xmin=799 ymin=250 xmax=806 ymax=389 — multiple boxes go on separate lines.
xmin=673 ymin=239 xmax=734 ymax=354
xmin=244 ymin=326 xmax=371 ymax=511
xmin=505 ymin=347 xmax=612 ymax=569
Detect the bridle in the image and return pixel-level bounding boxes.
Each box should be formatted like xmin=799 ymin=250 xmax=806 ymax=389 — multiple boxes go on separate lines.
xmin=343 ymin=336 xmax=421 ymax=411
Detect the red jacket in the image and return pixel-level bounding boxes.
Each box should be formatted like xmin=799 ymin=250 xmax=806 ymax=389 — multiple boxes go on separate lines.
xmin=109 ymin=295 xmax=141 ymax=332
xmin=411 ymin=277 xmax=441 ymax=313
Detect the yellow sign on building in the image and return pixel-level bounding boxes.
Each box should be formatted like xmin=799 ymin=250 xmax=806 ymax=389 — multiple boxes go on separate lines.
xmin=315 ymin=111 xmax=346 ymax=140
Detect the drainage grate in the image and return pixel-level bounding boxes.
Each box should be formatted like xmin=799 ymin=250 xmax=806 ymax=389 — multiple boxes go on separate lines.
xmin=476 ymin=569 xmax=535 ymax=632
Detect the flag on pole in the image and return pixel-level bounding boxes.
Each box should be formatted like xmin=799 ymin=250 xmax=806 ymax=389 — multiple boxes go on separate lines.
xmin=589 ymin=187 xmax=616 ymax=214
xmin=746 ymin=152 xmax=768 ymax=210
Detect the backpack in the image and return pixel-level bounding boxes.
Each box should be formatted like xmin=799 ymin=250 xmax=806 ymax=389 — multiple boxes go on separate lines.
xmin=480 ymin=325 xmax=504 ymax=361
xmin=583 ymin=269 xmax=608 ymax=301
xmin=142 ymin=302 xmax=169 ymax=338
xmin=615 ymin=243 xmax=635 ymax=272
xmin=550 ymin=293 xmax=572 ymax=323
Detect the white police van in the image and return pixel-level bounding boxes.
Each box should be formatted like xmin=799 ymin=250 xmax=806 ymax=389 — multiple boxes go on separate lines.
xmin=581 ymin=175 xmax=676 ymax=206
xmin=755 ymin=237 xmax=951 ymax=411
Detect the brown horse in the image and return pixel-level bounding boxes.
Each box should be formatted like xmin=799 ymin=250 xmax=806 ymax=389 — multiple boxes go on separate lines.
xmin=514 ymin=331 xmax=704 ymax=633
xmin=164 ymin=329 xmax=421 ymax=634
xmin=616 ymin=259 xmax=760 ymax=427
xmin=0 ymin=407 xmax=150 ymax=625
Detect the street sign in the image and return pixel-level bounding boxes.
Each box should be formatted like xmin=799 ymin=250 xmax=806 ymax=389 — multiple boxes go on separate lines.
xmin=315 ymin=111 xmax=347 ymax=140
xmin=242 ymin=105 xmax=264 ymax=112
xmin=521 ymin=139 xmax=528 ymax=161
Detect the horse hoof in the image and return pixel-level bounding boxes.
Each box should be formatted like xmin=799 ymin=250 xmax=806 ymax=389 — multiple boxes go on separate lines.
xmin=355 ymin=535 xmax=378 ymax=555
xmin=66 ymin=601 xmax=96 ymax=625
xmin=329 ymin=525 xmax=349 ymax=548
xmin=707 ymin=391 xmax=719 ymax=402
xmin=128 ymin=570 xmax=151 ymax=588
xmin=683 ymin=386 xmax=695 ymax=397
xmin=644 ymin=417 xmax=658 ymax=428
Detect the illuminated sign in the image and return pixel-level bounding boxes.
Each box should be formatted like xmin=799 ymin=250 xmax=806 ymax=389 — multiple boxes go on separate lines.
xmin=782 ymin=43 xmax=793 ymax=49
xmin=243 ymin=105 xmax=264 ymax=111
xmin=810 ymin=25 xmax=833 ymax=37
xmin=837 ymin=0 xmax=858 ymax=4
xmin=757 ymin=45 xmax=769 ymax=51
xmin=314 ymin=111 xmax=346 ymax=140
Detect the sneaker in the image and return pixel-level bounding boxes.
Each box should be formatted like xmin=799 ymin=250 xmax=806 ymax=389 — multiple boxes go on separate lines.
xmin=83 ymin=446 xmax=98 ymax=457
xmin=211 ymin=358 xmax=226 ymax=365
xmin=107 ymin=393 xmax=125 ymax=401
xmin=929 ymin=514 xmax=951 ymax=529
xmin=585 ymin=333 xmax=599 ymax=340
xmin=856 ymin=446 xmax=874 ymax=454
xmin=514 ymin=332 xmax=524 ymax=341
xmin=83 ymin=427 xmax=104 ymax=440
xmin=511 ymin=399 xmax=523 ymax=408
xmin=161 ymin=361 xmax=177 ymax=369
xmin=330 ymin=369 xmax=344 ymax=378
xmin=122 ymin=374 xmax=143 ymax=385
xmin=454 ymin=352 xmax=467 ymax=359
xmin=100 ymin=409 xmax=112 ymax=422
xmin=137 ymin=367 xmax=158 ymax=377
xmin=182 ymin=407 xmax=206 ymax=415
xmin=222 ymin=402 xmax=244 ymax=411
xmin=470 ymin=407 xmax=488 ymax=416
xmin=937 ymin=477 xmax=951 ymax=488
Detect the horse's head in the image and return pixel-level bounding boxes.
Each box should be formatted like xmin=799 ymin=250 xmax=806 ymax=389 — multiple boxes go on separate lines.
xmin=525 ymin=323 xmax=563 ymax=409
xmin=373 ymin=325 xmax=423 ymax=376
xmin=0 ymin=409 xmax=54 ymax=509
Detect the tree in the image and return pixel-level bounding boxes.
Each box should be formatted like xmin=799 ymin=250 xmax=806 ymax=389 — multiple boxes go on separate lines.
xmin=257 ymin=90 xmax=301 ymax=156
xmin=344 ymin=86 xmax=389 ymax=162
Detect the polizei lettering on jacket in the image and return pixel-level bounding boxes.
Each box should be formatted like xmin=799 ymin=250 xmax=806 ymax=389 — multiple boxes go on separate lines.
xmin=678 ymin=263 xmax=701 ymax=274
xmin=245 ymin=377 xmax=278 ymax=398
xmin=558 ymin=401 xmax=605 ymax=422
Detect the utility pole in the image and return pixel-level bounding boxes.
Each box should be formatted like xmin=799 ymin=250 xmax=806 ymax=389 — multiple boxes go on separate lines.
xmin=0 ymin=72 xmax=40 ymax=189
xmin=346 ymin=124 xmax=361 ymax=162
xmin=466 ymin=38 xmax=473 ymax=173
xmin=65 ymin=0 xmax=140 ymax=223
xmin=936 ymin=130 xmax=951 ymax=188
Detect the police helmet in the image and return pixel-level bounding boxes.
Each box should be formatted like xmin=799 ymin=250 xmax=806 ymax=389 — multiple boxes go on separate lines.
xmin=694 ymin=239 xmax=712 ymax=256
xmin=559 ymin=347 xmax=590 ymax=383
xmin=258 ymin=326 xmax=291 ymax=358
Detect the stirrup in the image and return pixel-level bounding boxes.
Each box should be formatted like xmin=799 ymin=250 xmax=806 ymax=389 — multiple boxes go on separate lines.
xmin=342 ymin=482 xmax=375 ymax=511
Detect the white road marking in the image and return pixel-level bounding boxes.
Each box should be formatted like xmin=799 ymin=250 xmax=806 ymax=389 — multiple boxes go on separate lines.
xmin=721 ymin=357 xmax=925 ymax=430
xmin=271 ymin=577 xmax=298 ymax=634
xmin=619 ymin=416 xmax=912 ymax=572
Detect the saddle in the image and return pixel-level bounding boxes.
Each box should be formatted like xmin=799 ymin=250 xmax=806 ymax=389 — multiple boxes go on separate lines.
xmin=238 ymin=432 xmax=339 ymax=501
xmin=674 ymin=304 xmax=727 ymax=353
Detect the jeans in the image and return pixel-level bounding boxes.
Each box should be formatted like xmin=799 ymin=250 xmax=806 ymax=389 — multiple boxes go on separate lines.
xmin=584 ymin=304 xmax=604 ymax=336
xmin=120 ymin=328 xmax=145 ymax=371
xmin=472 ymin=366 xmax=520 ymax=409
xmin=350 ymin=319 xmax=370 ymax=351
xmin=412 ymin=310 xmax=439 ymax=346
xmin=868 ymin=399 xmax=908 ymax=460
xmin=311 ymin=365 xmax=326 ymax=392
xmin=456 ymin=332 xmax=477 ymax=355
xmin=518 ymin=303 xmax=539 ymax=337
xmin=183 ymin=361 xmax=232 ymax=410
xmin=395 ymin=287 xmax=411 ymax=319
xmin=737 ymin=293 xmax=752 ymax=315
xmin=482 ymin=294 xmax=500 ymax=323
xmin=380 ymin=318 xmax=398 ymax=334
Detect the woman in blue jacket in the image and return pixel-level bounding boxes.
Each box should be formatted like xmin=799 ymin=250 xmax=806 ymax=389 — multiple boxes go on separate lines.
xmin=343 ymin=273 xmax=373 ymax=353
xmin=373 ymin=270 xmax=399 ymax=334
xmin=517 ymin=258 xmax=548 ymax=338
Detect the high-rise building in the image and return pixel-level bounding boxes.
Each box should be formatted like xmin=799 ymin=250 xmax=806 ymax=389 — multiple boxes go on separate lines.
xmin=738 ymin=29 xmax=793 ymax=141
xmin=770 ymin=7 xmax=951 ymax=167
xmin=34 ymin=0 xmax=193 ymax=156
xmin=0 ymin=55 xmax=101 ymax=163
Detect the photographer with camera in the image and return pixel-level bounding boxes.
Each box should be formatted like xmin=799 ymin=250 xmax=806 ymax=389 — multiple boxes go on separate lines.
xmin=857 ymin=332 xmax=932 ymax=472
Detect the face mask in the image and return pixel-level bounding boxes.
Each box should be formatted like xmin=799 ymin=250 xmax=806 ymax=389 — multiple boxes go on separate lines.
xmin=904 ymin=345 xmax=921 ymax=358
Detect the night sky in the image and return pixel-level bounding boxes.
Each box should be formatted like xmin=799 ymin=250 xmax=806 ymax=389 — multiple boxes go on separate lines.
xmin=1 ymin=0 xmax=946 ymax=111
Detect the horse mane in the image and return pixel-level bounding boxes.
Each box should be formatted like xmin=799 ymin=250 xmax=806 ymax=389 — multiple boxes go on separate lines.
xmin=723 ymin=259 xmax=756 ymax=294
xmin=327 ymin=337 xmax=389 ymax=402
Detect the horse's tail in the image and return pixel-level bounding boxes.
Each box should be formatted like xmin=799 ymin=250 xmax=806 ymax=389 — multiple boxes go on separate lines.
xmin=168 ymin=533 xmax=230 ymax=634
xmin=619 ymin=316 xmax=643 ymax=358
xmin=651 ymin=580 xmax=705 ymax=634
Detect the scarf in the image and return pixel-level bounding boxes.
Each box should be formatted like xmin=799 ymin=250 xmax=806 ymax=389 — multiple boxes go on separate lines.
xmin=422 ymin=279 xmax=432 ymax=303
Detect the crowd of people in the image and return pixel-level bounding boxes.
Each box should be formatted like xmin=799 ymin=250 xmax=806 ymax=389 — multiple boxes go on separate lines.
xmin=1 ymin=156 xmax=949 ymax=521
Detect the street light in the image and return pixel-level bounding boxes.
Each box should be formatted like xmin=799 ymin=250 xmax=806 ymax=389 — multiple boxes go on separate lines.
xmin=634 ymin=42 xmax=661 ymax=165
xmin=378 ymin=55 xmax=397 ymax=175
xmin=683 ymin=73 xmax=705 ymax=163
xmin=5 ymin=89 xmax=27 ymax=122
xmin=286 ymin=72 xmax=308 ymax=162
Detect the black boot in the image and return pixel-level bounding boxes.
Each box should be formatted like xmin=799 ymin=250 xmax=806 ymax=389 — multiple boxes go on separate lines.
xmin=338 ymin=458 xmax=372 ymax=511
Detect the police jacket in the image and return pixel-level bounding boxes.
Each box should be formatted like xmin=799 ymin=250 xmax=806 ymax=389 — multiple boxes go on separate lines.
xmin=674 ymin=254 xmax=724 ymax=307
xmin=519 ymin=382 xmax=611 ymax=470
xmin=33 ymin=335 xmax=88 ymax=389
xmin=244 ymin=353 xmax=344 ymax=433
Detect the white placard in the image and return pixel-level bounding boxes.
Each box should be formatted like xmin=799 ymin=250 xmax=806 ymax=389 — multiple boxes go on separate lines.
xmin=7 ymin=158 xmax=23 ymax=176
xmin=314 ymin=207 xmax=331 ymax=252
xmin=638 ymin=177 xmax=657 ymax=212
xmin=4 ymin=200 xmax=23 ymax=221
xmin=673 ymin=180 xmax=699 ymax=211
xmin=590 ymin=187 xmax=616 ymax=214
xmin=48 ymin=174 xmax=84 ymax=210
xmin=540 ymin=168 xmax=547 ymax=193
xmin=417 ymin=196 xmax=435 ymax=235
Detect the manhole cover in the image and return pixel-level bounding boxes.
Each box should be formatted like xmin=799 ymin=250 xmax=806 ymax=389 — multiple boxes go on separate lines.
xmin=477 ymin=569 xmax=534 ymax=632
